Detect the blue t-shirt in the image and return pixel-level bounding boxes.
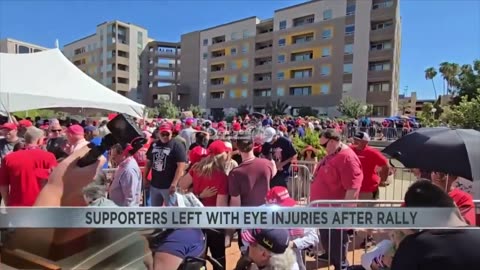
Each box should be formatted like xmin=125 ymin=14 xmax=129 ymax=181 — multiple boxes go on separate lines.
xmin=91 ymin=137 xmax=109 ymax=169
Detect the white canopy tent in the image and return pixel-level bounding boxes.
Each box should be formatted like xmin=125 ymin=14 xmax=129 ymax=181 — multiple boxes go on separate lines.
xmin=0 ymin=49 xmax=145 ymax=118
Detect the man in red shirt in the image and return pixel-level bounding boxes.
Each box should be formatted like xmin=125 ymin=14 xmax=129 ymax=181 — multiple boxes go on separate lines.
xmin=351 ymin=131 xmax=390 ymax=248
xmin=0 ymin=127 xmax=57 ymax=206
xmin=310 ymin=129 xmax=363 ymax=270
xmin=430 ymin=171 xmax=476 ymax=225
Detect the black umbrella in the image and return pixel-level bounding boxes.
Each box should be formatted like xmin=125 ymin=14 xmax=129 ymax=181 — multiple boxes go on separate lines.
xmin=382 ymin=127 xmax=480 ymax=181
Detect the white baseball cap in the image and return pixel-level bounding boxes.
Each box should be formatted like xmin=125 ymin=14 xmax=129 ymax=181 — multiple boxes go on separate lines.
xmin=263 ymin=127 xmax=277 ymax=143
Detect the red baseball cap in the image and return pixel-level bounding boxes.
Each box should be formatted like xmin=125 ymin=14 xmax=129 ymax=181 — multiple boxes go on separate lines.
xmin=265 ymin=186 xmax=296 ymax=207
xmin=18 ymin=119 xmax=33 ymax=128
xmin=185 ymin=118 xmax=194 ymax=125
xmin=189 ymin=146 xmax=208 ymax=164
xmin=208 ymin=140 xmax=229 ymax=156
xmin=1 ymin=123 xmax=18 ymax=130
xmin=67 ymin=124 xmax=84 ymax=135
xmin=232 ymin=122 xmax=241 ymax=131
xmin=159 ymin=123 xmax=173 ymax=133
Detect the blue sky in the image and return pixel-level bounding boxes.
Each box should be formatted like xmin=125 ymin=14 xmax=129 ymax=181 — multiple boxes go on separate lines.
xmin=1 ymin=0 xmax=479 ymax=100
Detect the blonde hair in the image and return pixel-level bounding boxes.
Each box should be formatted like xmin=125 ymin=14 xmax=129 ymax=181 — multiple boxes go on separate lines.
xmin=191 ymin=153 xmax=227 ymax=177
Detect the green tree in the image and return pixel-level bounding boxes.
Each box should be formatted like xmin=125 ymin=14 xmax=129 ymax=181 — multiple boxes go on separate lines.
xmin=266 ymin=100 xmax=289 ymax=116
xmin=455 ymin=60 xmax=480 ymax=102
xmin=157 ymin=100 xmax=179 ymax=119
xmin=337 ymin=96 xmax=370 ymax=119
xmin=145 ymin=107 xmax=159 ymax=118
xmin=291 ymin=129 xmax=326 ymax=159
xmin=188 ymin=105 xmax=202 ymax=118
xmin=441 ymin=90 xmax=480 ymax=129
xmin=236 ymin=104 xmax=251 ymax=117
xmin=424 ymin=67 xmax=438 ymax=98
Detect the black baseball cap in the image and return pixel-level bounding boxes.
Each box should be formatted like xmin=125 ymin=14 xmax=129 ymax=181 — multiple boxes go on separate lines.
xmin=242 ymin=229 xmax=290 ymax=254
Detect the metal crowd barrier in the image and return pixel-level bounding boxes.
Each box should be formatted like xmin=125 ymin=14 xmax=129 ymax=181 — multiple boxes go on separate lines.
xmin=340 ymin=127 xmax=419 ymax=141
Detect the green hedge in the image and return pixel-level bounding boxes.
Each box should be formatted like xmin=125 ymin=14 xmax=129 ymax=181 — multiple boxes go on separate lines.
xmin=291 ymin=129 xmax=327 ymax=159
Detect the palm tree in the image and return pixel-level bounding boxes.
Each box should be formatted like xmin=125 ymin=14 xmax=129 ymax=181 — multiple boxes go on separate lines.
xmin=424 ymin=67 xmax=438 ymax=99
xmin=439 ymin=62 xmax=460 ymax=94
xmin=439 ymin=62 xmax=450 ymax=95
xmin=266 ymin=100 xmax=289 ymax=116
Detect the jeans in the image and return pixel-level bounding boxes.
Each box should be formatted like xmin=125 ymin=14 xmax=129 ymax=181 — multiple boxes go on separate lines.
xmin=205 ymin=229 xmax=226 ymax=270
xmin=270 ymin=172 xmax=288 ymax=188
xmin=149 ymin=186 xmax=170 ymax=206
xmin=143 ymin=186 xmax=151 ymax=206
xmin=320 ymin=229 xmax=349 ymax=270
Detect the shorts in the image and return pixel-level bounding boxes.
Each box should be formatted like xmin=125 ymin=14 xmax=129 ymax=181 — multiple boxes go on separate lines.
xmin=153 ymin=229 xmax=205 ymax=260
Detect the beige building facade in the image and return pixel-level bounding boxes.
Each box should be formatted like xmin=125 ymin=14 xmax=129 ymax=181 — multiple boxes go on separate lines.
xmin=0 ymin=38 xmax=48 ymax=54
xmin=63 ymin=21 xmax=149 ymax=103
xmin=175 ymin=0 xmax=401 ymax=117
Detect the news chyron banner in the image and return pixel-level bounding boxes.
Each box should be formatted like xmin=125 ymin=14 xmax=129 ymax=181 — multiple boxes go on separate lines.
xmin=0 ymin=207 xmax=465 ymax=229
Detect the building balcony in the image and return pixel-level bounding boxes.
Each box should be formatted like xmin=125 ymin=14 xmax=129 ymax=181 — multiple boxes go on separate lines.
xmin=369 ymin=48 xmax=393 ymax=62
xmin=253 ymin=96 xmax=272 ymax=106
xmin=115 ymin=70 xmax=129 ymax=78
xmin=368 ymin=70 xmax=393 ymax=81
xmin=255 ymin=31 xmax=273 ymax=43
xmin=370 ymin=27 xmax=395 ymax=42
xmin=254 ymin=46 xmax=272 ymax=57
xmin=154 ymin=50 xmax=178 ymax=58
xmin=111 ymin=83 xmax=129 ymax=92
xmin=153 ymin=75 xmax=176 ymax=82
xmin=254 ymin=63 xmax=272 ymax=72
xmin=371 ymin=3 xmax=396 ymax=21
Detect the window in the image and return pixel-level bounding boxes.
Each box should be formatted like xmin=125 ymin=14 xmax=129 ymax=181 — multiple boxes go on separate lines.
xmin=293 ymin=15 xmax=315 ymax=27
xmin=241 ymin=89 xmax=248 ymax=98
xmin=321 ymin=65 xmax=330 ymax=76
xmin=278 ymin=38 xmax=286 ymax=47
xmin=230 ymin=76 xmax=237 ymax=84
xmin=137 ymin=31 xmax=143 ymax=48
xmin=292 ymin=69 xmax=312 ymax=79
xmin=230 ymin=48 xmax=237 ymax=55
xmin=344 ymin=44 xmax=354 ymax=54
xmin=291 ymin=51 xmax=313 ymax=62
xmin=231 ymin=32 xmax=239 ymax=40
xmin=242 ymin=59 xmax=248 ymax=68
xmin=231 ymin=62 xmax=237 ymax=70
xmin=344 ymin=63 xmax=353 ymax=74
xmin=345 ymin=25 xmax=355 ymax=35
xmin=372 ymin=106 xmax=387 ymax=116
xmin=322 ymin=28 xmax=332 ymax=39
xmin=277 ymin=87 xmax=285 ymax=96
xmin=323 ymin=9 xmax=332 ymax=20
xmin=241 ymin=74 xmax=248 ymax=83
xmin=243 ymin=30 xmax=250 ymax=38
xmin=320 ymin=84 xmax=330 ymax=94
xmin=229 ymin=90 xmax=236 ymax=99
xmin=289 ymin=86 xmax=312 ymax=96
xmin=346 ymin=4 xmax=356 ymax=15
xmin=242 ymin=44 xmax=249 ymax=53
xmin=370 ymin=41 xmax=392 ymax=51
xmin=203 ymin=53 xmax=208 ymax=60
xmin=277 ymin=72 xmax=285 ymax=80
xmin=373 ymin=1 xmax=393 ymax=10
xmin=292 ymin=33 xmax=314 ymax=44
xmin=342 ymin=83 xmax=352 ymax=93
xmin=369 ymin=82 xmax=390 ymax=92
xmin=210 ymin=92 xmax=225 ymax=99
xmin=279 ymin=20 xmax=286 ymax=30
xmin=278 ymin=54 xmax=285 ymax=63
xmin=321 ymin=47 xmax=331 ymax=57
xmin=17 ymin=45 xmax=30 ymax=54
xmin=254 ymin=89 xmax=272 ymax=97
xmin=372 ymin=20 xmax=393 ymax=30
xmin=203 ymin=39 xmax=208 ymax=46
xmin=369 ymin=62 xmax=391 ymax=71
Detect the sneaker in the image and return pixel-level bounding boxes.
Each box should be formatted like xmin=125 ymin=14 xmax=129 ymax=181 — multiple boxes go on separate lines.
xmin=360 ymin=235 xmax=376 ymax=249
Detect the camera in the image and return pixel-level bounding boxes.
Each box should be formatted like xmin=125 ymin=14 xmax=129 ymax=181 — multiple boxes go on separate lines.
xmin=77 ymin=113 xmax=147 ymax=167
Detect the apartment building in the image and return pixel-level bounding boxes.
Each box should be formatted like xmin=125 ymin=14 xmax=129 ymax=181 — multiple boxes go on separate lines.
xmin=179 ymin=0 xmax=401 ymax=118
xmin=63 ymin=21 xmax=149 ymax=102
xmin=0 ymin=38 xmax=48 ymax=54
xmin=141 ymin=41 xmax=183 ymax=107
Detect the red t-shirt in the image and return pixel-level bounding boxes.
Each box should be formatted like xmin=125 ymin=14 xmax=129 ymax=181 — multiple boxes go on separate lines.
xmin=310 ymin=148 xmax=363 ymax=205
xmin=0 ymin=149 xmax=57 ymax=206
xmin=190 ymin=169 xmax=228 ymax=207
xmin=351 ymin=146 xmax=388 ymax=192
xmin=449 ymin=188 xmax=476 ymax=225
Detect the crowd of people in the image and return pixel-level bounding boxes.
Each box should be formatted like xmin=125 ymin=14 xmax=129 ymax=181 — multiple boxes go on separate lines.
xmin=0 ymin=113 xmax=479 ymax=270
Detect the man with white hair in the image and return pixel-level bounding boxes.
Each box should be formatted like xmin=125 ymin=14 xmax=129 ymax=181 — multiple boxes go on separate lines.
xmin=0 ymin=127 xmax=57 ymax=206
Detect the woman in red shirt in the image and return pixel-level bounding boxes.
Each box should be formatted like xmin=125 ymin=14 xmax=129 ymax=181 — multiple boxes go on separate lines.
xmin=178 ymin=140 xmax=229 ymax=270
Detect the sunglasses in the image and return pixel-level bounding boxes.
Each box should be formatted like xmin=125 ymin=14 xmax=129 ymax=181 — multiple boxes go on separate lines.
xmin=51 ymin=129 xmax=62 ymax=132
xmin=160 ymin=132 xmax=171 ymax=137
